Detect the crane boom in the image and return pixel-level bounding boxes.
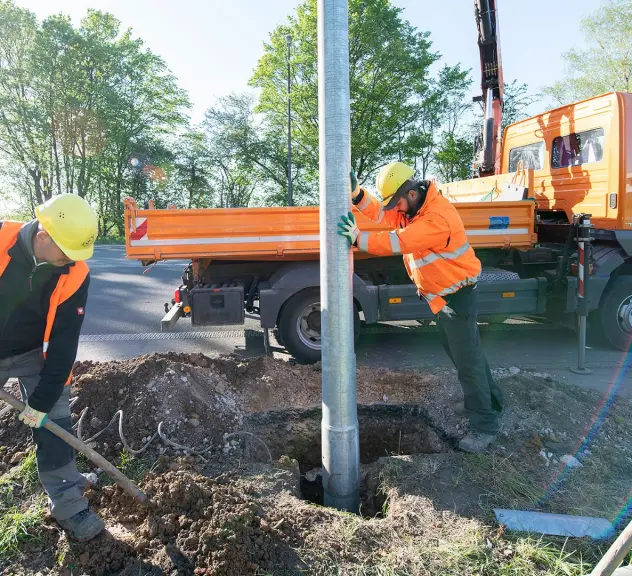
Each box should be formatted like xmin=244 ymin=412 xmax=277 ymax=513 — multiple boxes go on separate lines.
xmin=474 ymin=0 xmax=504 ymax=176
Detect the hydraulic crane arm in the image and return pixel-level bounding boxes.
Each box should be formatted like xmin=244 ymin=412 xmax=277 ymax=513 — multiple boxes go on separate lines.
xmin=474 ymin=0 xmax=504 ymax=176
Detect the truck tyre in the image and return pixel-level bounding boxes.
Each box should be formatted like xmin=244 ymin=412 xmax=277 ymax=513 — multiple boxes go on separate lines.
xmin=278 ymin=288 xmax=360 ymax=364
xmin=597 ymin=275 xmax=632 ymax=351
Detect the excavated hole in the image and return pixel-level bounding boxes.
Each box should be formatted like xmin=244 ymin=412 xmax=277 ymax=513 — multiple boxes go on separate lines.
xmin=242 ymin=404 xmax=451 ymax=517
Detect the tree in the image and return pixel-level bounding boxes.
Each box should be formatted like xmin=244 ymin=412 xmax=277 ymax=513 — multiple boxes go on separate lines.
xmin=202 ymin=93 xmax=317 ymax=207
xmin=393 ymin=65 xmax=472 ymax=180
xmin=434 ymin=133 xmax=474 ymax=183
xmin=0 ymin=2 xmax=190 ymax=236
xmin=90 ymin=11 xmax=189 ymax=233
xmin=501 ymin=80 xmax=540 ymax=133
xmin=545 ymin=0 xmax=632 ymax=105
xmin=203 ymin=94 xmax=261 ymax=208
xmin=249 ymin=0 xmax=439 ymax=191
xmin=168 ymin=130 xmax=213 ymax=208
xmin=0 ymin=1 xmax=47 ymax=205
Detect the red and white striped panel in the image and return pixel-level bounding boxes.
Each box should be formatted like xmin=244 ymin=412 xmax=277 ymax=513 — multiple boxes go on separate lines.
xmin=130 ymin=218 xmax=148 ymax=242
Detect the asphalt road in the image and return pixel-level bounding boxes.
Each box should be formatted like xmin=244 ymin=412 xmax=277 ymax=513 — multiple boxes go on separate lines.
xmin=79 ymin=246 xmax=632 ymax=397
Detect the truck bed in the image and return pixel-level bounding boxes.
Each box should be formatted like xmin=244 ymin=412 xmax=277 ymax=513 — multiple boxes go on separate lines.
xmin=123 ymin=194 xmax=537 ymax=262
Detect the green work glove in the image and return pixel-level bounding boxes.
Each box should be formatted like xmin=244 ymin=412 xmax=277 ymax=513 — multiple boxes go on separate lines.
xmin=18 ymin=404 xmax=48 ymax=428
xmin=338 ymin=212 xmax=360 ymax=246
xmin=350 ymin=170 xmax=360 ymax=199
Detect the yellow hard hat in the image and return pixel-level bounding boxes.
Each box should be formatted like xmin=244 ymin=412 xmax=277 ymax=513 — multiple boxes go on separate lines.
xmin=35 ymin=194 xmax=98 ymax=261
xmin=376 ymin=161 xmax=416 ymax=209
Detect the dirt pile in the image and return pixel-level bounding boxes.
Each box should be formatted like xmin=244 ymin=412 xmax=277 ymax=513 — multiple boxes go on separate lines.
xmin=73 ymin=469 xmax=310 ymax=576
xmin=0 ymin=380 xmax=31 ymax=470
xmin=22 ymin=352 xmax=449 ymax=465
xmin=71 ymin=354 xmax=244 ymax=457
xmin=1 ymin=351 xmax=451 ymax=475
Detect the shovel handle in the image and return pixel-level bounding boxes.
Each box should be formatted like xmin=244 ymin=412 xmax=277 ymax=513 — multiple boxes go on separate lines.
xmin=0 ymin=388 xmax=147 ymax=503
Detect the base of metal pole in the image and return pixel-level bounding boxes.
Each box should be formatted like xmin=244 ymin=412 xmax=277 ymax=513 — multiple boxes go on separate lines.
xmin=570 ymin=366 xmax=592 ymax=375
xmin=322 ymin=418 xmax=360 ymax=513
xmin=570 ymin=315 xmax=591 ymax=374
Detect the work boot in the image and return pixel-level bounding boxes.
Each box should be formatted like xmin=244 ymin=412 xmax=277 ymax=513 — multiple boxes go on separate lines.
xmin=459 ymin=431 xmax=496 ymax=453
xmin=455 ymin=402 xmax=505 ymax=418
xmin=57 ymin=507 xmax=105 ymax=541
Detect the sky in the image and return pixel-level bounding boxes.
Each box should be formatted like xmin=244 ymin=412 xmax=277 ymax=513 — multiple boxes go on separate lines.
xmin=13 ymin=0 xmax=606 ymax=125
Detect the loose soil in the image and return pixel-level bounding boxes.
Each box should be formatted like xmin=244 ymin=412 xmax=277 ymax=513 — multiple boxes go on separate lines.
xmin=1 ymin=352 xmax=631 ymax=575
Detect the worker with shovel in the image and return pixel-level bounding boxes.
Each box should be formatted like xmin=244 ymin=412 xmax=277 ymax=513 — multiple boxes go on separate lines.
xmin=338 ymin=162 xmax=504 ymax=452
xmin=0 ymin=194 xmax=105 ymax=541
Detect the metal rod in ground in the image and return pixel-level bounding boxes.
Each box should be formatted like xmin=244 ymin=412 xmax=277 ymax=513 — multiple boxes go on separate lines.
xmin=590 ymin=518 xmax=632 ymax=576
xmin=571 ymin=214 xmax=592 ymax=375
xmin=286 ymin=33 xmax=293 ymax=207
xmin=317 ymin=0 xmax=360 ymax=512
xmin=0 ymin=388 xmax=147 ymax=503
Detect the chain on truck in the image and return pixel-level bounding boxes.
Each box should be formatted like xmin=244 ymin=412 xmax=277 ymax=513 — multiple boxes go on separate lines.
xmin=123 ymin=0 xmax=632 ymax=365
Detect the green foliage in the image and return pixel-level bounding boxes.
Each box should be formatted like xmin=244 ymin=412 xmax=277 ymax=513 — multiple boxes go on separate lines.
xmin=0 ymin=1 xmax=190 ymax=234
xmin=0 ymin=450 xmax=45 ymax=560
xmin=0 ymin=496 xmax=46 ymax=559
xmin=0 ymin=0 xmax=540 ymax=213
xmin=99 ymin=450 xmax=153 ymax=486
xmin=0 ymin=449 xmax=39 ymax=507
xmin=501 ymin=80 xmax=540 ymax=133
xmin=434 ymin=133 xmax=474 ymax=183
xmin=545 ymin=0 xmax=632 ymax=105
xmin=249 ymin=0 xmax=446 ymax=189
xmin=202 ymin=93 xmax=264 ymax=207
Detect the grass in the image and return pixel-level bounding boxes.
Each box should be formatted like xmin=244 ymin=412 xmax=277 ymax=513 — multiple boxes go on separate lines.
xmin=75 ymin=452 xmax=92 ymax=474
xmin=0 ymin=494 xmax=47 ymax=559
xmin=99 ymin=449 xmax=153 ymax=486
xmin=0 ymin=452 xmax=46 ymax=561
xmin=95 ymin=235 xmax=125 ymax=245
xmin=0 ymin=449 xmax=39 ymax=510
xmin=458 ymin=452 xmax=543 ymax=512
xmin=299 ymin=522 xmax=595 ymax=575
xmin=326 ymin=453 xmax=603 ymax=576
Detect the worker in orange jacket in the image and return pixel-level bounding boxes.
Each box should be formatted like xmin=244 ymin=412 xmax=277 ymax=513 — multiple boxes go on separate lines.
xmin=339 ymin=162 xmax=504 ymax=452
xmin=0 ymin=194 xmax=105 ymax=541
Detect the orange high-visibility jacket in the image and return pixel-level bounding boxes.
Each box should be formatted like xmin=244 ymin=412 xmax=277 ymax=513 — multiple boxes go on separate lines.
xmin=0 ymin=220 xmax=89 ymax=384
xmin=355 ymin=183 xmax=481 ymax=314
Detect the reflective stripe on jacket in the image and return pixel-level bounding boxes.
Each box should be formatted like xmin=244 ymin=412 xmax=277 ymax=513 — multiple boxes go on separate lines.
xmin=354 ymin=183 xmax=481 ymax=314
xmin=0 ymin=220 xmax=89 ymax=384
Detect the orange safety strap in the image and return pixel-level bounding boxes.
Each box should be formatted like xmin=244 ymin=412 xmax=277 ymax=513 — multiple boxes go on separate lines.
xmin=43 ymin=261 xmax=89 ymax=386
xmin=0 ymin=221 xmax=25 ymax=277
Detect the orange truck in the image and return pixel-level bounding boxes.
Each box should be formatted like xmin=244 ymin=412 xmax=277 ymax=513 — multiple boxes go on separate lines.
xmin=124 ymin=91 xmax=632 ymax=363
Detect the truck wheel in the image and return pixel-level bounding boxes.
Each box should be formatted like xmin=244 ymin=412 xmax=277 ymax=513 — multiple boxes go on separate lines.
xmin=597 ymin=276 xmax=632 ymax=351
xmin=279 ymin=288 xmax=360 ymax=364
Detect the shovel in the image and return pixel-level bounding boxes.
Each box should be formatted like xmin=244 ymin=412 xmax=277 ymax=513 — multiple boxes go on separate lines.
xmin=0 ymin=388 xmax=147 ymax=503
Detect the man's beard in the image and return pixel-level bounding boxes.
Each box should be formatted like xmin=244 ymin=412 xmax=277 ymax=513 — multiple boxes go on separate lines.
xmin=406 ymin=195 xmax=422 ymax=217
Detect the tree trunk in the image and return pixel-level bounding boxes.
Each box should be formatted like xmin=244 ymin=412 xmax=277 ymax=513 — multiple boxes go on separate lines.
xmin=29 ymin=169 xmax=44 ymax=205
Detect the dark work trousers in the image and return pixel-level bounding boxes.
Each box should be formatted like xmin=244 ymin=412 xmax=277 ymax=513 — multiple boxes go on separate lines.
xmin=435 ymin=284 xmax=504 ymax=434
xmin=0 ymin=349 xmax=88 ymax=520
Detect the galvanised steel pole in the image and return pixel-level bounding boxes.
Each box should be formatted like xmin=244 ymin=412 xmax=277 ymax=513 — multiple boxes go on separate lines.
xmin=317 ymin=0 xmax=360 ymax=512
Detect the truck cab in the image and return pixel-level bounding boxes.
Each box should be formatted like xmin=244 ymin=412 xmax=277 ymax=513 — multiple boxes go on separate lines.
xmin=499 ymin=92 xmax=632 ymax=349
xmin=502 ymin=92 xmax=632 ymax=233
